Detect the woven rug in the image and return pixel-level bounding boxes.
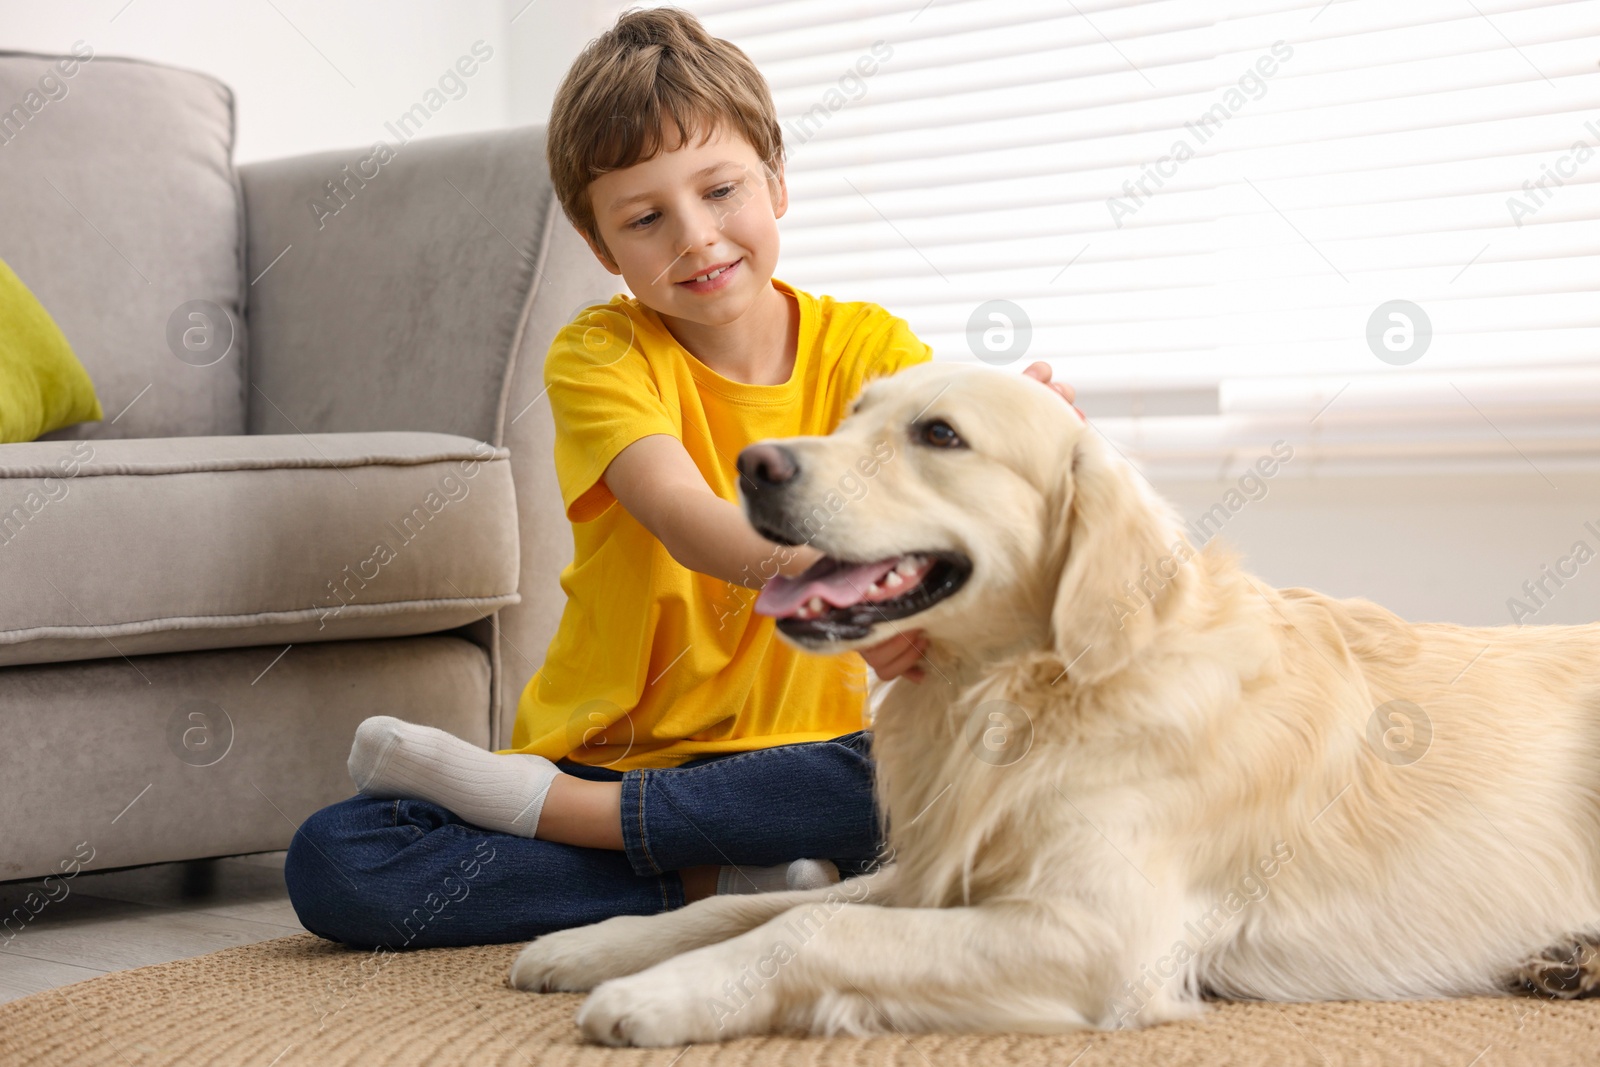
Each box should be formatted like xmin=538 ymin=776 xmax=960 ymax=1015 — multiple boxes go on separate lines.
xmin=3 ymin=933 xmax=1598 ymax=1067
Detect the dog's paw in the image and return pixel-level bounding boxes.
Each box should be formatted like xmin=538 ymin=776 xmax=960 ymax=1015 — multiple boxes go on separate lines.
xmin=508 ymin=914 xmax=672 ymax=992
xmin=1508 ymin=937 xmax=1600 ymax=1000
xmin=577 ymin=960 xmax=762 ymax=1046
xmin=573 ymin=931 xmax=785 ymax=1046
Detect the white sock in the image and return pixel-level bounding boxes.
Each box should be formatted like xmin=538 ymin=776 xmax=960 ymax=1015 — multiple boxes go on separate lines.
xmin=716 ymin=858 xmax=840 ymax=895
xmin=786 ymin=858 xmax=842 ymax=891
xmin=347 ymin=715 xmax=561 ymax=838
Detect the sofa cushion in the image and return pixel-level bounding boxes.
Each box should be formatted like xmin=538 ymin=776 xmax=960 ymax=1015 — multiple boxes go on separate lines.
xmin=0 ymin=49 xmax=246 ymax=441
xmin=238 ymin=127 xmax=551 ymax=441
xmin=0 ymin=432 xmax=520 ymax=667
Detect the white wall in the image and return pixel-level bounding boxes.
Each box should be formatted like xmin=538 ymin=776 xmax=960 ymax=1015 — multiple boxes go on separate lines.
xmin=0 ymin=0 xmax=615 ymax=162
xmin=1158 ymin=468 xmax=1600 ymax=629
xmin=506 ymin=1 xmax=620 ymax=133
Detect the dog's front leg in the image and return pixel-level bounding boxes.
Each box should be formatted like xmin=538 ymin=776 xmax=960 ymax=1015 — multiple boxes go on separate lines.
xmin=576 ymin=895 xmax=1128 ymax=1046
xmin=511 ymin=864 xmax=896 ymax=992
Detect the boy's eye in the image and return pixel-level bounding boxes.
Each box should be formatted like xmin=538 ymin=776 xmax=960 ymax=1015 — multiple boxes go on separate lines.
xmin=627 ymin=184 xmax=738 ymax=230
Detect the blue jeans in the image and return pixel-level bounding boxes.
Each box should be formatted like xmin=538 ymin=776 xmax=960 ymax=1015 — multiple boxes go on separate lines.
xmin=283 ymin=730 xmax=882 ymax=950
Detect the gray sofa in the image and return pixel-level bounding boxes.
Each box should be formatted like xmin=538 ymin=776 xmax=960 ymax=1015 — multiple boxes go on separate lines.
xmin=0 ymin=52 xmax=611 ymax=882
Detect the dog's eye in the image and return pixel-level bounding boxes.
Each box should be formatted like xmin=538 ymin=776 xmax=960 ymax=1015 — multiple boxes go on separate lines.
xmin=919 ymin=420 xmax=964 ymax=449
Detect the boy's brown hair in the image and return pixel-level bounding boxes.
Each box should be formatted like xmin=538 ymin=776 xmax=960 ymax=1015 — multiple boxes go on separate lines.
xmin=546 ymin=5 xmax=785 ymax=265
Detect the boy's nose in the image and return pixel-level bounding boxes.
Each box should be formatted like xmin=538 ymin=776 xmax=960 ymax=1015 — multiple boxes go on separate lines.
xmin=678 ymin=203 xmax=732 ymax=251
xmin=738 ymin=443 xmax=799 ymax=488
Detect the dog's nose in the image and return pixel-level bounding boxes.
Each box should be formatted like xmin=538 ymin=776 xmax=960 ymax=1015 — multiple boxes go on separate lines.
xmin=738 ymin=443 xmax=799 ymax=489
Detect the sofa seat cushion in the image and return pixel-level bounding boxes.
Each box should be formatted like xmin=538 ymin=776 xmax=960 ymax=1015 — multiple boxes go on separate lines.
xmin=0 ymin=432 xmax=521 ymax=667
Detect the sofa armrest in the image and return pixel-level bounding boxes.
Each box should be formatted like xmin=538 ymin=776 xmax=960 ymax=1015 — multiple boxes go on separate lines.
xmin=241 ymin=125 xmax=621 ymax=748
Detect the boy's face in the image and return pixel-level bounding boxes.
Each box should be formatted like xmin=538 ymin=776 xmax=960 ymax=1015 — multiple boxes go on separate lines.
xmin=583 ymin=122 xmax=787 ymax=324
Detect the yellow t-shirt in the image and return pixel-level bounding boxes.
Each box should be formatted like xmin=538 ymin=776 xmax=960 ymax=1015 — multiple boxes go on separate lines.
xmin=496 ymin=276 xmax=933 ymax=770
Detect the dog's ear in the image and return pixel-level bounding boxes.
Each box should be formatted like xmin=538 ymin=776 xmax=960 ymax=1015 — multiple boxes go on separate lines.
xmin=1048 ymin=425 xmax=1196 ymax=685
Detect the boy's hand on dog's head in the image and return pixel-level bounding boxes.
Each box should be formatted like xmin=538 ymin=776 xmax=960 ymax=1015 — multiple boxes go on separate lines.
xmin=1022 ymin=361 xmax=1086 ymax=421
xmin=861 ymin=629 xmax=929 ymax=683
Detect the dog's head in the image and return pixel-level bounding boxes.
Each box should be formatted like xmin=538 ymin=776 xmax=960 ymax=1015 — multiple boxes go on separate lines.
xmin=739 ymin=362 xmax=1195 ymax=683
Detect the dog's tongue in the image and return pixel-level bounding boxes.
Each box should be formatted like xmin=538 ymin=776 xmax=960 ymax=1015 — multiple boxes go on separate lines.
xmin=755 ymin=556 xmax=900 ymax=617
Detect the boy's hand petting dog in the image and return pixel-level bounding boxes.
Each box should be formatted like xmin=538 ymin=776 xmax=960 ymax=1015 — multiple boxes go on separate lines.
xmin=861 ymin=364 xmax=1079 ymax=686
xmin=1022 ymin=361 xmax=1085 ymax=419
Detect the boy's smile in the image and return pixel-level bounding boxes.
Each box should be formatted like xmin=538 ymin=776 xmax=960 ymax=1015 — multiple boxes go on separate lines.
xmin=582 ymin=121 xmax=795 ymax=384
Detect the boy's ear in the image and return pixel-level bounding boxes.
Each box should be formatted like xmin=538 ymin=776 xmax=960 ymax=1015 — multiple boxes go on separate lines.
xmin=580 ymin=226 xmax=621 ymax=276
xmin=763 ymin=159 xmax=788 ymax=220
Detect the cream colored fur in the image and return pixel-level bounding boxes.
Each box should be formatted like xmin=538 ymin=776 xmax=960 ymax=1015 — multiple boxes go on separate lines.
xmin=509 ymin=362 xmax=1600 ymax=1046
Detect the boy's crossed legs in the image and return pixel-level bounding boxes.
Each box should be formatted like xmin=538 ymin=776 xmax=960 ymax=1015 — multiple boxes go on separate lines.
xmin=284 ymin=720 xmax=883 ymax=949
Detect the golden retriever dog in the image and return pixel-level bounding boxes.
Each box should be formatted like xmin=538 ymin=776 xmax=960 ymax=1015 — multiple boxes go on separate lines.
xmin=509 ymin=361 xmax=1600 ymax=1046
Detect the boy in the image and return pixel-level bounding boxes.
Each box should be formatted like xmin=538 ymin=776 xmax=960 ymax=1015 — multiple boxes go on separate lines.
xmin=284 ymin=6 xmax=1074 ymax=950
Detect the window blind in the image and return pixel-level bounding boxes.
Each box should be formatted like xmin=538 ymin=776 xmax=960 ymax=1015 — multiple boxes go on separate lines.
xmin=626 ymin=0 xmax=1600 ymax=475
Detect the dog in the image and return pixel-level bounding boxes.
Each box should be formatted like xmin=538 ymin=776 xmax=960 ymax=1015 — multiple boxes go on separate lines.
xmin=509 ymin=360 xmax=1600 ymax=1046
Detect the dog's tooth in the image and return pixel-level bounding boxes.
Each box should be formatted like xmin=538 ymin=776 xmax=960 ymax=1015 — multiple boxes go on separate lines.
xmin=885 ymin=571 xmax=904 ymax=588
xmin=807 ymin=596 xmax=825 ymax=613
xmin=894 ymin=558 xmax=919 ymax=576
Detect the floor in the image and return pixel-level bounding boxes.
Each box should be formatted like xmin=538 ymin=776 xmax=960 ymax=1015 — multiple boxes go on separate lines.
xmin=0 ymin=851 xmax=306 ymax=1005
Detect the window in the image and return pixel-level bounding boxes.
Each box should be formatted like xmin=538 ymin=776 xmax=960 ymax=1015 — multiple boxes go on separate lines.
xmin=634 ymin=0 xmax=1600 ymax=477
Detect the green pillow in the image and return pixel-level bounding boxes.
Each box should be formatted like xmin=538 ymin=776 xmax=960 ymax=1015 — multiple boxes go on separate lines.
xmin=0 ymin=256 xmax=103 ymax=443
